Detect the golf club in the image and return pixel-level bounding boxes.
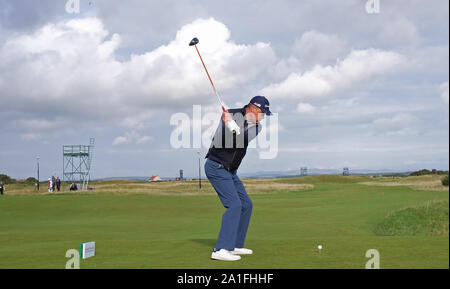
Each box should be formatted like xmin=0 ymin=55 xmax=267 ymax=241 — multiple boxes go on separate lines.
xmin=189 ymin=37 xmax=240 ymax=135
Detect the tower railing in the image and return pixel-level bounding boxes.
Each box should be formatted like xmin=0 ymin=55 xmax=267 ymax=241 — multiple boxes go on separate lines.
xmin=63 ymin=138 xmax=95 ymax=190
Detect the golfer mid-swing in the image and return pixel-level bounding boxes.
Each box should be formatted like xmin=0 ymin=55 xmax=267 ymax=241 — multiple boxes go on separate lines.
xmin=205 ymin=95 xmax=272 ymax=261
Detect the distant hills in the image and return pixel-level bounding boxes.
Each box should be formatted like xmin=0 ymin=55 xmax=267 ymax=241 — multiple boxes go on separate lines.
xmin=235 ymin=168 xmax=415 ymax=179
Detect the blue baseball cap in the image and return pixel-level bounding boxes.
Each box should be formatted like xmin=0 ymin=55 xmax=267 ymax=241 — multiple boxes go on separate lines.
xmin=249 ymin=96 xmax=272 ymax=116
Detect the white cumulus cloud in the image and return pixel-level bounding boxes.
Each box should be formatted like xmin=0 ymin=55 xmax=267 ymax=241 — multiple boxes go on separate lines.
xmin=292 ymin=30 xmax=347 ymax=68
xmin=112 ymin=130 xmax=154 ymax=146
xmin=296 ymin=102 xmax=316 ymax=114
xmin=372 ymin=113 xmax=419 ymax=135
xmin=260 ymin=49 xmax=405 ymax=101
xmin=0 ymin=17 xmax=276 ymax=139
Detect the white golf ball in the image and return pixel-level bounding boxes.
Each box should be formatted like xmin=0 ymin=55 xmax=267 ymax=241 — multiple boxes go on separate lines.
xmin=318 ymin=245 xmax=323 ymax=250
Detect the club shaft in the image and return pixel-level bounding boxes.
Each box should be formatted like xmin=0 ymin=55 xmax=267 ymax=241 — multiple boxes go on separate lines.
xmin=194 ymin=45 xmax=227 ymax=112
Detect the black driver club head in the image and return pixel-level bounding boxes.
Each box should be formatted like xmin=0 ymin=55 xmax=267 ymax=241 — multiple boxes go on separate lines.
xmin=189 ymin=37 xmax=199 ymax=46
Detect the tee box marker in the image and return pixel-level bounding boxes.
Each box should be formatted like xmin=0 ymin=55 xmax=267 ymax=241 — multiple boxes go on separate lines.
xmin=79 ymin=241 xmax=95 ymax=259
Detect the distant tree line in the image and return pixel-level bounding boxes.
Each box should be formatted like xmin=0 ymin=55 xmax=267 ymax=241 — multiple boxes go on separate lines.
xmin=381 ymin=173 xmax=408 ymax=177
xmin=0 ymin=174 xmax=38 ymax=185
xmin=409 ymin=169 xmax=449 ymax=176
xmin=0 ymin=174 xmax=15 ymax=184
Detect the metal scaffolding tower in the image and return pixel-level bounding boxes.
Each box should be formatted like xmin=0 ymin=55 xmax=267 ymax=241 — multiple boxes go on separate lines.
xmin=343 ymin=167 xmax=350 ymax=176
xmin=179 ymin=169 xmax=184 ymax=180
xmin=63 ymin=138 xmax=95 ymax=190
xmin=300 ymin=167 xmax=308 ymax=176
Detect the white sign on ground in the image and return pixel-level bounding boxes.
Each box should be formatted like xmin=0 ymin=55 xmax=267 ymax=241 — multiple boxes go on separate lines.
xmin=79 ymin=241 xmax=95 ymax=259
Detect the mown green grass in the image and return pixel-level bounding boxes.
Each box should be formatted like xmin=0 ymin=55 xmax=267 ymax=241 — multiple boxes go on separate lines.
xmin=0 ymin=175 xmax=448 ymax=269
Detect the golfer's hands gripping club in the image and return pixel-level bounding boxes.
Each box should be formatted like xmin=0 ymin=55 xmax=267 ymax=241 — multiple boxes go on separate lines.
xmin=222 ymin=111 xmax=241 ymax=135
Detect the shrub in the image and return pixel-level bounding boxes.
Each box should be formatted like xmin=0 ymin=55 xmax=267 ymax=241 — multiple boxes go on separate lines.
xmin=442 ymin=175 xmax=449 ymax=186
xmin=410 ymin=169 xmax=449 ymax=176
xmin=0 ymin=174 xmax=16 ymax=184
xmin=24 ymin=177 xmax=38 ymax=185
xmin=409 ymin=169 xmax=431 ymax=176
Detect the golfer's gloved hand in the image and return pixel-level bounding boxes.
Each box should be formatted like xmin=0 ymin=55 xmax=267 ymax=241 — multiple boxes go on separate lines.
xmin=226 ymin=120 xmax=241 ymax=135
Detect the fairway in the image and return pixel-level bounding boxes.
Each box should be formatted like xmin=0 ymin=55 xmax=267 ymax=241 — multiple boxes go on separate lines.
xmin=0 ymin=175 xmax=448 ymax=269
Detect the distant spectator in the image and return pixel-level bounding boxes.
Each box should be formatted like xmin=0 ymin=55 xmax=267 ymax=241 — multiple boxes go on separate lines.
xmin=69 ymin=182 xmax=78 ymax=191
xmin=0 ymin=181 xmax=4 ymax=195
xmin=56 ymin=177 xmax=61 ymax=192
xmin=48 ymin=178 xmax=53 ymax=193
xmin=51 ymin=176 xmax=56 ymax=192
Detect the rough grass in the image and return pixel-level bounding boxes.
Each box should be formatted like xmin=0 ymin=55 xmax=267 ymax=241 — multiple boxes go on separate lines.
xmin=359 ymin=175 xmax=449 ymax=191
xmin=1 ymin=178 xmax=314 ymax=196
xmin=375 ymin=200 xmax=449 ymax=236
xmin=276 ymin=174 xmax=368 ymax=184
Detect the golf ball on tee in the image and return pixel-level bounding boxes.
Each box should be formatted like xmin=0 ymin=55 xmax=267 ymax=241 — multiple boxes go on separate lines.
xmin=318 ymin=245 xmax=323 ymax=250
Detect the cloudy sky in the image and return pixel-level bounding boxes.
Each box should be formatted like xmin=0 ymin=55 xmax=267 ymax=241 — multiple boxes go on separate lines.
xmin=0 ymin=0 xmax=448 ymax=180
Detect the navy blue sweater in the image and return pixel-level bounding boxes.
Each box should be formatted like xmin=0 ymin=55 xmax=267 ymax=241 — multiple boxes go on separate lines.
xmin=206 ymin=105 xmax=262 ymax=171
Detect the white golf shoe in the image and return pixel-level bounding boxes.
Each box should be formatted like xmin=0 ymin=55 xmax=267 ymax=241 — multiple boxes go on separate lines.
xmin=230 ymin=248 xmax=253 ymax=255
xmin=211 ymin=249 xmax=241 ymax=261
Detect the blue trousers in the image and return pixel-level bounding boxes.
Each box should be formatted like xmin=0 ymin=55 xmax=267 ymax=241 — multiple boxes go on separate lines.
xmin=205 ymin=159 xmax=253 ymax=251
